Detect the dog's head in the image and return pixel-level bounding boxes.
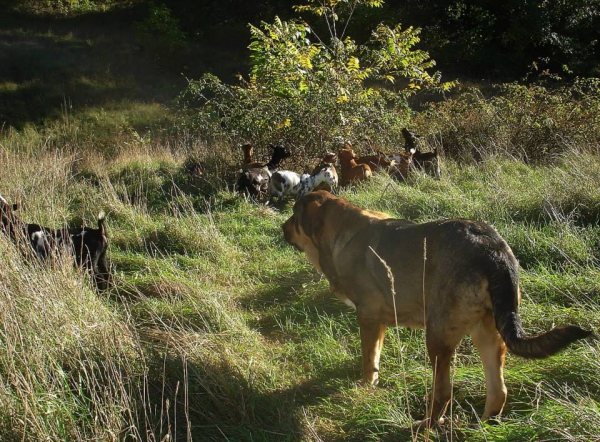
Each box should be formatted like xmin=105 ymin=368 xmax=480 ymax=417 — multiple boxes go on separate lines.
xmin=0 ymin=194 xmax=20 ymax=235
xmin=283 ymin=190 xmax=334 ymax=253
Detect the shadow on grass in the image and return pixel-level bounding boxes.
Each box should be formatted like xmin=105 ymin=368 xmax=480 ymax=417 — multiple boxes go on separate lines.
xmin=0 ymin=6 xmax=251 ymax=130
xmin=0 ymin=8 xmax=186 ymax=128
xmin=139 ymin=335 xmax=442 ymax=441
xmin=137 ymin=331 xmax=357 ymax=441
xmin=238 ymin=264 xmax=360 ymax=338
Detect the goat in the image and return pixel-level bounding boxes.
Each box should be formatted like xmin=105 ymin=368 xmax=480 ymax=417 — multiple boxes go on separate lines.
xmin=354 ymin=153 xmax=395 ymax=173
xmin=236 ymin=144 xmax=292 ymax=198
xmin=235 ymin=166 xmax=271 ymax=199
xmin=356 ymin=137 xmax=414 ymax=181
xmin=402 ymin=128 xmax=441 ymax=179
xmin=241 ymin=144 xmax=291 ymax=171
xmin=338 ymin=145 xmax=372 ymax=186
xmin=269 ymin=161 xmax=338 ymax=202
xmin=402 ymin=128 xmax=420 ymax=154
xmin=363 ymin=149 xmax=413 ymax=181
xmin=310 ymin=152 xmax=339 ymax=193
xmin=295 ymin=163 xmax=338 ymax=198
xmin=268 ymin=170 xmax=306 ymax=202
xmin=0 ymin=195 xmax=110 ymax=291
xmin=240 ymin=143 xmax=255 ymax=169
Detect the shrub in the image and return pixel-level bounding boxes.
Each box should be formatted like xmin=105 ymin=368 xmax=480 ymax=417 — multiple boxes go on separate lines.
xmin=136 ymin=2 xmax=187 ymax=52
xmin=415 ymin=78 xmax=600 ymax=163
xmin=176 ymin=0 xmax=455 ymax=162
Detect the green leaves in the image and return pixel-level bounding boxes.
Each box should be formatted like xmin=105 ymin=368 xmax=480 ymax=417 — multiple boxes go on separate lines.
xmin=178 ymin=0 xmax=454 ymax=155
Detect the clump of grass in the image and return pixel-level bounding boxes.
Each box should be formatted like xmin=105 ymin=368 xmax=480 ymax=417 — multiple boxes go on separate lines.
xmin=0 ymin=237 xmax=143 ymax=440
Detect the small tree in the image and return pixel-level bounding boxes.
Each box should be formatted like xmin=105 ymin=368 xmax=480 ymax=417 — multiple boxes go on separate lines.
xmin=178 ymin=0 xmax=455 ymax=161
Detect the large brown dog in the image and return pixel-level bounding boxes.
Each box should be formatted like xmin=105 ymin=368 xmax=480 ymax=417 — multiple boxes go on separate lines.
xmin=282 ymin=190 xmax=592 ymax=426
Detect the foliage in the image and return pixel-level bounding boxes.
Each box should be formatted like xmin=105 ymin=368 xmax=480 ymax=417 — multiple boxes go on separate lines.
xmin=415 ymin=77 xmax=600 ymax=162
xmin=177 ymin=0 xmax=455 ymax=160
xmin=1 ymin=0 xmax=136 ymax=15
xmin=392 ymin=0 xmax=600 ymax=78
xmin=136 ymin=2 xmax=188 ymax=52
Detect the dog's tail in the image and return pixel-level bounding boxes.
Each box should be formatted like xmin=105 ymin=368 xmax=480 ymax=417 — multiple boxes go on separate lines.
xmin=488 ymin=250 xmax=592 ymax=359
xmin=97 ymin=211 xmax=106 ymax=235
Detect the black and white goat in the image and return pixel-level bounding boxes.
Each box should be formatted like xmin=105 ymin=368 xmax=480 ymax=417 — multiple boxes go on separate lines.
xmin=236 ymin=144 xmax=292 ymax=198
xmin=402 ymin=128 xmax=441 ymax=180
xmin=268 ymin=170 xmax=306 ymax=202
xmin=0 ymin=195 xmax=110 ymax=291
xmin=295 ymin=163 xmax=338 ymax=198
xmin=269 ymin=159 xmax=338 ymax=202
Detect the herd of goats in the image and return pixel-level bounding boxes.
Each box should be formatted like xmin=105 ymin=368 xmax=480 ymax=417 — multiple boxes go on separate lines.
xmin=0 ymin=129 xmax=439 ymax=293
xmin=235 ymin=128 xmax=441 ymax=202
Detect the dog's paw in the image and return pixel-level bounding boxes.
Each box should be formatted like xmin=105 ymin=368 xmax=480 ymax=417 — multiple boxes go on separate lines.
xmin=359 ymin=378 xmax=379 ymax=388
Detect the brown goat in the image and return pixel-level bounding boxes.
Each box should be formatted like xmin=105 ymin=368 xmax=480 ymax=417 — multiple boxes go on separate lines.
xmin=310 ymin=152 xmax=339 ymax=193
xmin=339 ymin=146 xmax=372 ymax=186
xmin=354 ymin=153 xmax=395 ymax=173
xmin=240 ymin=143 xmax=255 ymax=170
xmin=355 ymin=138 xmax=413 ymax=180
xmin=372 ymin=150 xmax=413 ymax=181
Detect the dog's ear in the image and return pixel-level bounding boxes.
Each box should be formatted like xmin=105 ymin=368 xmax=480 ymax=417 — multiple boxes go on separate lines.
xmin=298 ymin=198 xmax=325 ymax=241
xmin=301 ymin=201 xmax=319 ymax=238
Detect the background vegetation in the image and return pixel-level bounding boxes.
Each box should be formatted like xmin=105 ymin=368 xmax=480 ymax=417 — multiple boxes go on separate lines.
xmin=0 ymin=0 xmax=599 ymax=441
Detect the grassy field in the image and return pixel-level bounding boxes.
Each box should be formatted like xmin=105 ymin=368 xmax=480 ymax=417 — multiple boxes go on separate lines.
xmin=1 ymin=7 xmax=600 ymax=442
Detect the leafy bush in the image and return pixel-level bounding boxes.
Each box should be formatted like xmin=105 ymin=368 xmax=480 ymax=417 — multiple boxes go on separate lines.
xmin=3 ymin=0 xmax=134 ymax=15
xmin=415 ymin=78 xmax=600 ymax=162
xmin=394 ymin=0 xmax=600 ymax=79
xmin=177 ymin=0 xmax=454 ymax=161
xmin=136 ymin=2 xmax=187 ymax=52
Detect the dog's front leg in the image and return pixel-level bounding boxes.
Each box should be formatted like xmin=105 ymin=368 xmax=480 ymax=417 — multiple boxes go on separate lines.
xmin=358 ymin=316 xmax=387 ymax=386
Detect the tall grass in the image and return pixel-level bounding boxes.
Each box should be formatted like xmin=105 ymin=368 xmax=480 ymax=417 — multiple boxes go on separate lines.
xmin=0 ymin=236 xmax=142 ymax=440
xmin=1 ymin=135 xmax=599 ymax=440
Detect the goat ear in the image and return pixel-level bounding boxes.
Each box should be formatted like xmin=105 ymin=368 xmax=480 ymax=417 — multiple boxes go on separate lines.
xmin=12 ymin=203 xmax=19 ymax=211
xmin=269 ymin=144 xmax=275 ymax=150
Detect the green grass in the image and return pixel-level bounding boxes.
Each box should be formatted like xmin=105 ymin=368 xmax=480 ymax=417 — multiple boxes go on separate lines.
xmin=1 ymin=8 xmax=600 ymax=442
xmin=2 ymin=143 xmax=599 ymax=441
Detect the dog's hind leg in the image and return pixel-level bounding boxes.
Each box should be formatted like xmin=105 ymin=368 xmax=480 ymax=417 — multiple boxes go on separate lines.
xmin=358 ymin=317 xmax=387 ymax=386
xmin=425 ymin=329 xmax=463 ymax=427
xmin=471 ymin=314 xmax=507 ymax=420
xmin=94 ymin=249 xmax=111 ymax=291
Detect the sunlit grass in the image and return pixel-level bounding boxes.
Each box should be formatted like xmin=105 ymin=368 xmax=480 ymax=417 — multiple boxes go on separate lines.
xmin=2 ymin=139 xmax=599 ymax=440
